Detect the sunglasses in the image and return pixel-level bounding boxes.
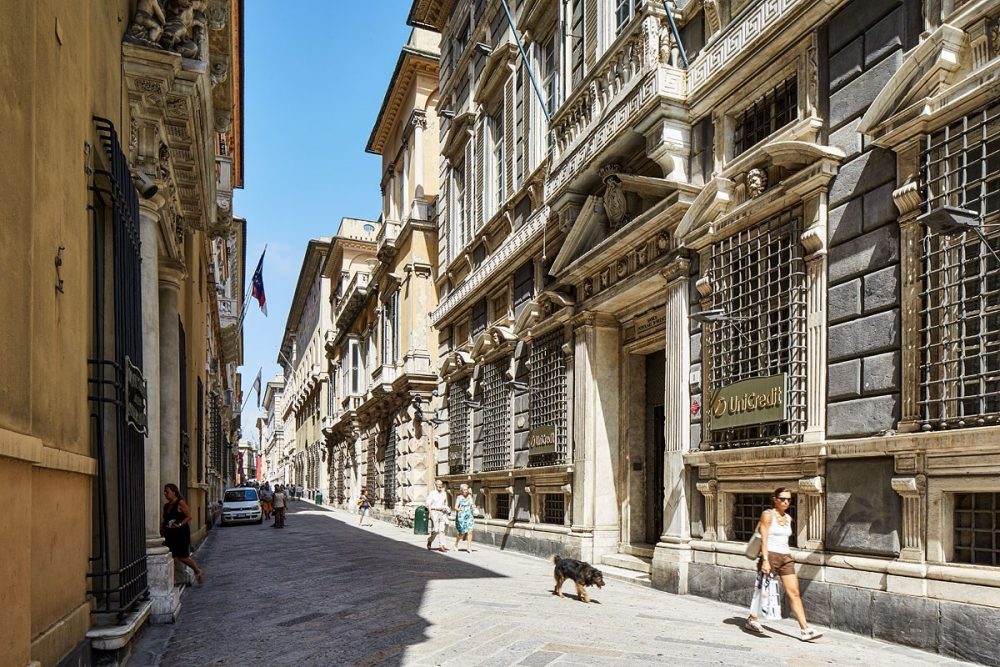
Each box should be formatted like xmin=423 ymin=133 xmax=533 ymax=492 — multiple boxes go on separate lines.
xmin=775 ymin=497 xmax=792 ymax=503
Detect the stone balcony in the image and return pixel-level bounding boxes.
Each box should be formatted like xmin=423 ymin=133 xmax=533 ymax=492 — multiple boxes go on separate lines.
xmin=334 ymin=271 xmax=370 ymax=332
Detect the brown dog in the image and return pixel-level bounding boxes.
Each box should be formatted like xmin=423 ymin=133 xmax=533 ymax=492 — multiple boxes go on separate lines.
xmin=552 ymin=555 xmax=605 ymax=603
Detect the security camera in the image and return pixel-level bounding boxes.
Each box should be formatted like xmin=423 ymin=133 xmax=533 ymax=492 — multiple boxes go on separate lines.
xmin=133 ymin=171 xmax=158 ymax=199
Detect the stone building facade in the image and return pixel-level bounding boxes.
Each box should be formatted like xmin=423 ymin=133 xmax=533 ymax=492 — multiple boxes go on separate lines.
xmin=279 ymin=239 xmax=333 ymax=502
xmin=0 ymin=0 xmax=245 ymax=663
xmin=409 ymin=0 xmax=1000 ymax=661
xmin=261 ymin=375 xmax=288 ymax=485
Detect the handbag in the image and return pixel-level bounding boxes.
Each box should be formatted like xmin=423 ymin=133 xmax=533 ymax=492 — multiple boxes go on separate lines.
xmin=744 ymin=509 xmax=768 ymax=560
xmin=749 ymin=572 xmax=782 ymax=621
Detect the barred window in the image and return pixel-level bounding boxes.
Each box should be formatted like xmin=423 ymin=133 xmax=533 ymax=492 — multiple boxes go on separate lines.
xmin=366 ymin=435 xmax=378 ymax=500
xmin=448 ymin=377 xmax=470 ymax=474
xmin=336 ymin=449 xmax=345 ymax=504
xmin=482 ymin=357 xmax=512 ymax=472
xmin=495 ymin=493 xmax=510 ymax=520
xmin=733 ymin=75 xmax=798 ymax=157
xmin=732 ymin=493 xmax=797 ymax=546
xmin=708 ymin=208 xmax=807 ymax=449
xmin=542 ymin=493 xmax=565 ymax=525
xmin=920 ymin=101 xmax=1000 ymax=428
xmin=954 ymin=492 xmax=1000 ymax=566
xmin=529 ymin=329 xmax=568 ymax=466
xmin=383 ymin=426 xmax=397 ymax=508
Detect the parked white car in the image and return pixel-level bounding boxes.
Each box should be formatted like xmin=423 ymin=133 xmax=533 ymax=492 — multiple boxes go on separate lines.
xmin=221 ymin=487 xmax=262 ymax=526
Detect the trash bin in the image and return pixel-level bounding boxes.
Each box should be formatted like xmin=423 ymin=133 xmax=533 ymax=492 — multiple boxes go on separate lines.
xmin=413 ymin=505 xmax=429 ymax=535
xmin=315 ymin=492 xmax=323 ymax=505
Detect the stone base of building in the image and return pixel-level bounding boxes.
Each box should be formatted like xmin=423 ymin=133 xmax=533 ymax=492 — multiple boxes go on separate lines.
xmin=87 ymin=601 xmax=151 ymax=667
xmin=673 ymin=561 xmax=1000 ymax=666
xmin=147 ymin=547 xmax=181 ymax=625
xmin=444 ymin=520 xmax=584 ymax=560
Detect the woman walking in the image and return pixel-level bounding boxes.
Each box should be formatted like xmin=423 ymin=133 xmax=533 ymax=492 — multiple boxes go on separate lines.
xmin=357 ymin=489 xmax=372 ymax=526
xmin=453 ymin=484 xmax=475 ymax=552
xmin=162 ymin=483 xmax=204 ymax=585
xmin=272 ymin=485 xmax=287 ymax=528
xmin=746 ymin=488 xmax=822 ymax=641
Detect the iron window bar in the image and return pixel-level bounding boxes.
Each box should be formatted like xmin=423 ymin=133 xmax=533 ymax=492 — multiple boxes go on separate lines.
xmin=732 ymin=493 xmax=797 ymax=546
xmin=707 ymin=208 xmax=808 ymax=450
xmin=542 ymin=493 xmax=565 ymax=525
xmin=528 ymin=329 xmax=568 ymax=467
xmin=383 ymin=425 xmax=397 ymax=508
xmin=448 ymin=378 xmax=471 ymax=474
xmin=482 ymin=357 xmax=513 ymax=472
xmin=919 ymin=100 xmax=1000 ymax=429
xmin=733 ymin=75 xmax=798 ymax=158
xmin=953 ymin=492 xmax=1000 ymax=566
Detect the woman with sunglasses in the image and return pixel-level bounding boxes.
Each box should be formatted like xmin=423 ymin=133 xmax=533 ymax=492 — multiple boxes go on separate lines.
xmin=746 ymin=487 xmax=823 ymax=641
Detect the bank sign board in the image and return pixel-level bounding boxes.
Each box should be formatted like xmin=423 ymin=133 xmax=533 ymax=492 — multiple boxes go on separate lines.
xmin=709 ymin=374 xmax=787 ymax=431
xmin=529 ymin=425 xmax=557 ymax=454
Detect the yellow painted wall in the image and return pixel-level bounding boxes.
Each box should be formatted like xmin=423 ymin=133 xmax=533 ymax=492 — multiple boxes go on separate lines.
xmin=0 ymin=1 xmax=133 ymax=664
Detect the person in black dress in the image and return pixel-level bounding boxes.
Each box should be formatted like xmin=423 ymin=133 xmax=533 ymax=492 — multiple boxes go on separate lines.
xmin=162 ymin=483 xmax=205 ymax=585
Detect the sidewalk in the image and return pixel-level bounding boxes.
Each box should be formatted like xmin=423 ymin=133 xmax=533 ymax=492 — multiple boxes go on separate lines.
xmin=132 ymin=501 xmax=973 ymax=666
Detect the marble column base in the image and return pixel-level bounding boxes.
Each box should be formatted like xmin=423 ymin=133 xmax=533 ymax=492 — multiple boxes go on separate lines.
xmin=651 ymin=540 xmax=693 ymax=594
xmin=147 ymin=546 xmax=181 ymax=624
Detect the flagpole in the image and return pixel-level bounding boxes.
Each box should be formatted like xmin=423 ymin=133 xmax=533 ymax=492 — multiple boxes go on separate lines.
xmin=240 ymin=366 xmax=263 ymax=413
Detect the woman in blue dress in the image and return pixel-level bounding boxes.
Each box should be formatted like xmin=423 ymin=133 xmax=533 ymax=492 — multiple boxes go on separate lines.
xmin=453 ymin=483 xmax=476 ymax=552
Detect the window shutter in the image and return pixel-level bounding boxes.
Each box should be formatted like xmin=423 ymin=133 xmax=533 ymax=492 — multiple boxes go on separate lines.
xmin=464 ymin=140 xmax=474 ymax=243
xmin=439 ymin=160 xmax=449 ymax=267
xmin=584 ymin=0 xmax=597 ymax=71
xmin=475 ymin=118 xmax=486 ymax=230
xmin=504 ymin=73 xmax=515 ymax=198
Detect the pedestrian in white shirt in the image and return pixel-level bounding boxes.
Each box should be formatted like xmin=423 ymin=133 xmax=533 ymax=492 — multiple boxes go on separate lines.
xmin=425 ymin=480 xmax=450 ymax=552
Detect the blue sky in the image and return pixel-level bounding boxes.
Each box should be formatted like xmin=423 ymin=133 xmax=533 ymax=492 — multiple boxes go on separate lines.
xmin=235 ymin=1 xmax=412 ymax=436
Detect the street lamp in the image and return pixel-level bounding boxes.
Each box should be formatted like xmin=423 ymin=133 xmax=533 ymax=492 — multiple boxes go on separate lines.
xmin=918 ymin=206 xmax=1000 ymax=264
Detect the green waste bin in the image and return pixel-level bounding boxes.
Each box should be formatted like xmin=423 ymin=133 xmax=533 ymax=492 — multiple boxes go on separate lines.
xmin=315 ymin=492 xmax=323 ymax=505
xmin=413 ymin=505 xmax=429 ymax=535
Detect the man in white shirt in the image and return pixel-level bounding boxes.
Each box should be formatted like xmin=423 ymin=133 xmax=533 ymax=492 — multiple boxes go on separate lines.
xmin=425 ymin=480 xmax=450 ymax=552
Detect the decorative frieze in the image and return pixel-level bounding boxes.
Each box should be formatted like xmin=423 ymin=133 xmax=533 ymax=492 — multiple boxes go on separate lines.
xmin=579 ymin=231 xmax=671 ymax=302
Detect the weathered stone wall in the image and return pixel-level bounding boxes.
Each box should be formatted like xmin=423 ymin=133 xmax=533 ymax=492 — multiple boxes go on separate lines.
xmin=822 ymin=0 xmax=921 ymax=437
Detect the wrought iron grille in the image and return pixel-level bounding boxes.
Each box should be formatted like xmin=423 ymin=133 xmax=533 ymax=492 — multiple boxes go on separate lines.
xmin=542 ymin=493 xmax=565 ymax=525
xmin=495 ymin=493 xmax=510 ymax=520
xmin=708 ymin=208 xmax=807 ymax=449
xmin=732 ymin=493 xmax=797 ymax=546
xmin=954 ymin=492 xmax=1000 ymax=566
xmin=448 ymin=377 xmax=471 ymax=474
xmin=87 ymin=117 xmax=148 ymax=616
xmin=920 ymin=101 xmax=1000 ymax=428
xmin=336 ymin=449 xmax=345 ymax=504
xmin=383 ymin=426 xmax=397 ymax=508
xmin=529 ymin=329 xmax=568 ymax=466
xmin=196 ymin=379 xmax=204 ymax=482
xmin=482 ymin=358 xmax=512 ymax=472
xmin=733 ymin=75 xmax=798 ymax=157
xmin=366 ymin=435 xmax=378 ymax=500
xmin=210 ymin=393 xmax=222 ymax=473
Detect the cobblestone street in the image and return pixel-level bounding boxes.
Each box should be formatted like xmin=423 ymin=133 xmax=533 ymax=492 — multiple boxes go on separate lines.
xmin=131 ymin=502 xmax=971 ymax=666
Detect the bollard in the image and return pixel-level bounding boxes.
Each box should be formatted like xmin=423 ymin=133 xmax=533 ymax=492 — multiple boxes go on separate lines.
xmin=413 ymin=505 xmax=429 ymax=535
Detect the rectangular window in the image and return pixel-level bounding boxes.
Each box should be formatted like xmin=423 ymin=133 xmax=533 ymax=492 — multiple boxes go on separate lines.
xmin=472 ymin=297 xmax=489 ymax=336
xmin=383 ymin=427 xmax=397 ymax=508
xmin=615 ymin=0 xmax=643 ymax=35
xmin=542 ymin=493 xmax=565 ymax=524
xmin=540 ymin=35 xmax=557 ymax=119
xmin=515 ymin=65 xmax=525 ymax=186
xmin=382 ymin=291 xmax=399 ymax=366
xmin=495 ymin=493 xmax=510 ymax=520
xmin=482 ymin=357 xmax=512 ymax=471
xmin=529 ymin=329 xmax=568 ymax=466
xmin=688 ymin=115 xmax=715 ymax=186
xmin=708 ymin=207 xmax=807 ymax=450
xmin=448 ymin=377 xmax=471 ymax=474
xmin=732 ymin=75 xmax=798 ymax=157
xmin=953 ymin=492 xmax=1000 ymax=566
xmin=350 ymin=339 xmax=360 ymax=395
xmin=920 ymin=100 xmax=1000 ymax=428
xmin=732 ymin=493 xmax=797 ymax=546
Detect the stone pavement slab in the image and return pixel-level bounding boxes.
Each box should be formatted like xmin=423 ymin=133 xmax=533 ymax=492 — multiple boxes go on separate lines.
xmin=133 ymin=501 xmax=973 ymax=666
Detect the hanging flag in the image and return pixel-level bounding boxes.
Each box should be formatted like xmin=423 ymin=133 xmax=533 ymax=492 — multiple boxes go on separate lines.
xmin=250 ymin=248 xmax=267 ymax=316
xmin=252 ymin=368 xmax=262 ymax=409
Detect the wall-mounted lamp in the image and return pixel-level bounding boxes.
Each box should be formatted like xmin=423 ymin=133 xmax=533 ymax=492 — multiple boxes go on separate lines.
xmin=690 ymin=308 xmax=752 ymax=344
xmin=919 ymin=206 xmax=1000 ymax=263
xmin=473 ymin=42 xmax=493 ymax=56
xmin=439 ymin=109 xmax=456 ymax=120
xmin=132 ymin=171 xmax=158 ymax=199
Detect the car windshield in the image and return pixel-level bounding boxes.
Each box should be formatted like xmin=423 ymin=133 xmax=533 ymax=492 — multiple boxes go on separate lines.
xmin=224 ymin=489 xmax=258 ymax=502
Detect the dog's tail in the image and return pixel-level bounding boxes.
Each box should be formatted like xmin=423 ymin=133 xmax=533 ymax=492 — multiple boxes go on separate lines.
xmin=551 ymin=555 xmax=561 ymax=565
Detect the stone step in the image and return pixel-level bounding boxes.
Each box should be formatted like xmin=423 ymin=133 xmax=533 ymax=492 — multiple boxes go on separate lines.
xmin=598 ymin=563 xmax=653 ymax=588
xmin=601 ymin=552 xmax=653 ymax=574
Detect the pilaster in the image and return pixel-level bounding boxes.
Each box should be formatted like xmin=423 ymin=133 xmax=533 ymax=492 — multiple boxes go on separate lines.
xmin=696 ymin=479 xmax=718 ymax=542
xmin=796 ymin=475 xmax=825 ymax=550
xmin=892 ymin=474 xmax=927 ymax=562
xmin=801 ymin=193 xmax=827 ymax=441
xmin=893 ymin=147 xmax=924 ymax=431
xmin=158 ymin=258 xmax=186 ymax=492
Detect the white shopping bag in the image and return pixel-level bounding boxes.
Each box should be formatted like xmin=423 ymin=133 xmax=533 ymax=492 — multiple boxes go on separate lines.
xmin=749 ymin=571 xmax=783 ymax=621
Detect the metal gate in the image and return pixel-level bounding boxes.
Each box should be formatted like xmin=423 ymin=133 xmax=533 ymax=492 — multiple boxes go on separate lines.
xmin=87 ymin=117 xmax=149 ymax=617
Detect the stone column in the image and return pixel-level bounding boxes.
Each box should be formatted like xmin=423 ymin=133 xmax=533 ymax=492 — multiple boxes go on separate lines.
xmin=412 ymin=112 xmax=426 ymax=193
xmin=140 ymin=200 xmax=180 ymax=624
xmin=139 ymin=197 xmax=165 ymax=545
xmin=696 ymin=480 xmax=718 ymax=541
xmin=653 ymin=259 xmax=694 ymax=592
xmin=571 ymin=312 xmax=620 ymax=563
xmin=159 ymin=259 xmax=186 ymax=492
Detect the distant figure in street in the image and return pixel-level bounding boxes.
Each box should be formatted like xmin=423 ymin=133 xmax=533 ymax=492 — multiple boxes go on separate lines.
xmin=162 ymin=483 xmax=204 ymax=585
xmin=425 ymin=480 xmax=450 ymax=552
xmin=453 ymin=483 xmax=475 ymax=553
xmin=271 ymin=485 xmax=287 ymax=529
xmin=259 ymin=483 xmax=273 ymax=521
xmin=357 ymin=489 xmax=372 ymax=526
xmin=746 ymin=487 xmax=823 ymax=641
